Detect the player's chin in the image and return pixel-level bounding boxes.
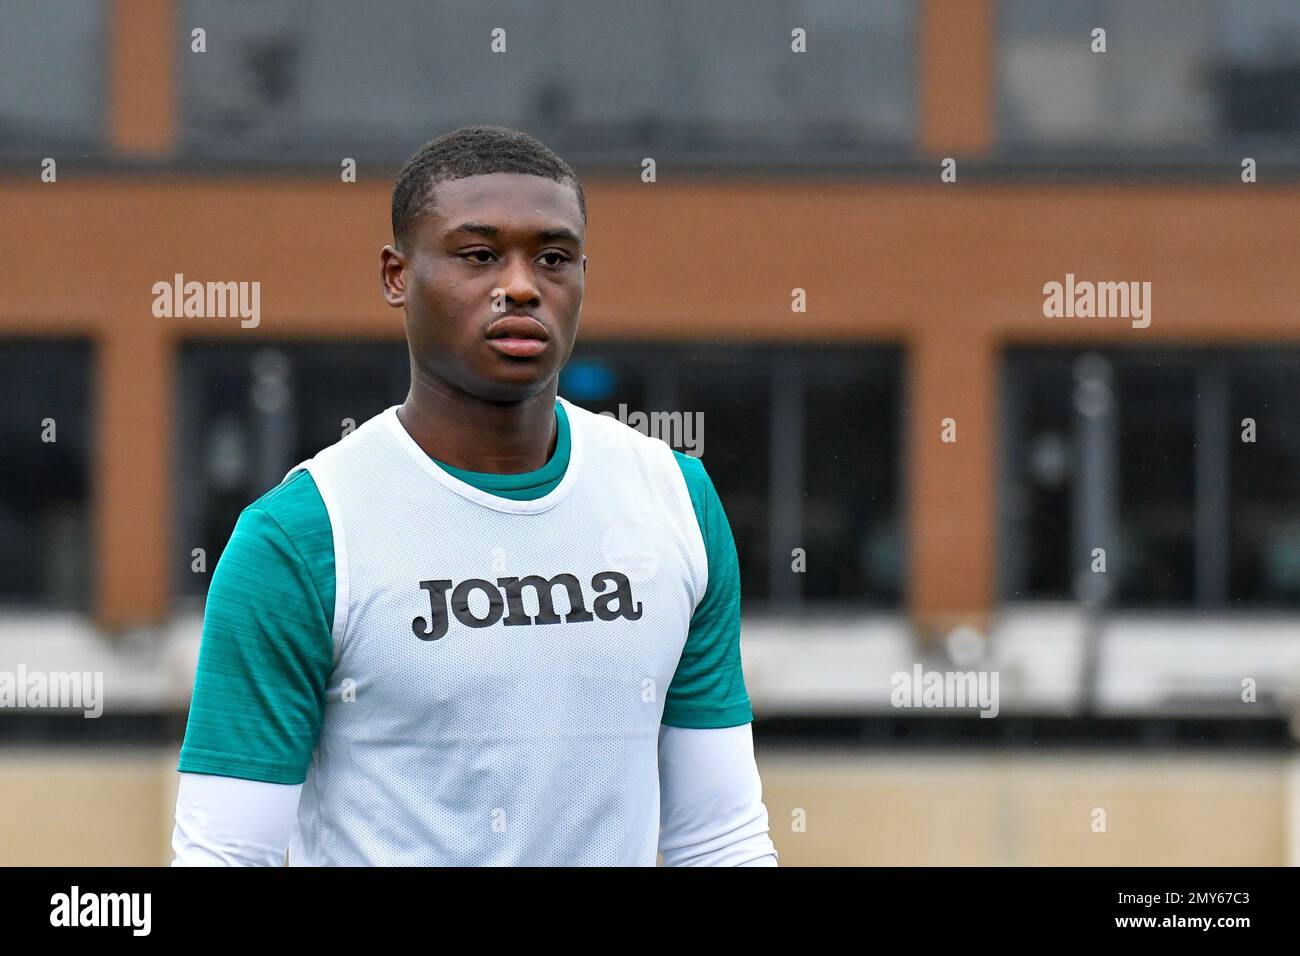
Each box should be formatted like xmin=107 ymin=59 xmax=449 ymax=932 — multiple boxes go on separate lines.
xmin=473 ymin=357 xmax=559 ymax=402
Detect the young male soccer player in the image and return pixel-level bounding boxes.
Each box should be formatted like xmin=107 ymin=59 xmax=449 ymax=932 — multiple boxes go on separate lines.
xmin=171 ymin=125 xmax=777 ymax=866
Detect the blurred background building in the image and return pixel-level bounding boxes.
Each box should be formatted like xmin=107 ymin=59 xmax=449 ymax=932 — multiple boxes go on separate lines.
xmin=1 ymin=0 xmax=1299 ymax=865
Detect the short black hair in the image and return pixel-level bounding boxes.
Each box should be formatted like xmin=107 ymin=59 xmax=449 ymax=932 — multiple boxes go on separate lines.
xmin=391 ymin=125 xmax=586 ymax=247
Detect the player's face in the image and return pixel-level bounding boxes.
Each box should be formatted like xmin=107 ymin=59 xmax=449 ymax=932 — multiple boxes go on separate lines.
xmin=382 ymin=172 xmax=587 ymax=404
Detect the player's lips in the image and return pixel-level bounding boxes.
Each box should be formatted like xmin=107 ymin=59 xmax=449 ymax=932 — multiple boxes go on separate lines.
xmin=486 ymin=314 xmax=549 ymax=358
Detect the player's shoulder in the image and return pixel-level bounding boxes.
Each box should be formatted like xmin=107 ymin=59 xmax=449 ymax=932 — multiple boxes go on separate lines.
xmin=249 ymin=466 xmax=320 ymax=511
xmin=308 ymin=405 xmax=396 ymax=464
xmin=241 ymin=468 xmax=330 ymax=544
xmin=234 ymin=403 xmax=411 ymax=543
xmin=670 ymin=448 xmax=709 ymax=487
xmin=562 ymin=397 xmax=676 ymax=458
xmin=562 ymin=398 xmax=718 ymax=496
xmin=264 ymin=405 xmax=396 ymax=503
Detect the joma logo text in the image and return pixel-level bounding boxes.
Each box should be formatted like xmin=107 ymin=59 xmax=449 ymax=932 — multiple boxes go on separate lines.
xmin=413 ymin=571 xmax=643 ymax=640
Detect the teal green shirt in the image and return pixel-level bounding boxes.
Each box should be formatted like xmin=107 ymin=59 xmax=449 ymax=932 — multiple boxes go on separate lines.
xmin=179 ymin=400 xmax=752 ymax=784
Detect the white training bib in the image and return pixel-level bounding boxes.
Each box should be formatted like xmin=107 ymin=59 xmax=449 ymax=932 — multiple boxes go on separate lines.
xmin=283 ymin=398 xmax=707 ymax=865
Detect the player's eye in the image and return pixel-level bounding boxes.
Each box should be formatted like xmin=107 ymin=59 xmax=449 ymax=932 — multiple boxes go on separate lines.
xmin=538 ymin=251 xmax=571 ymax=267
xmin=460 ymin=249 xmax=496 ymax=264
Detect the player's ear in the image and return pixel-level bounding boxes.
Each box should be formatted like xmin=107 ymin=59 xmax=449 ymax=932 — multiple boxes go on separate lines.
xmin=380 ymin=244 xmax=407 ymax=308
xmin=581 ymin=254 xmax=588 ymax=276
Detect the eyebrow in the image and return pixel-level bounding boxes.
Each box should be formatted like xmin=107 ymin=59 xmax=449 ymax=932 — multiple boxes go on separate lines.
xmin=449 ymin=222 xmax=581 ymax=245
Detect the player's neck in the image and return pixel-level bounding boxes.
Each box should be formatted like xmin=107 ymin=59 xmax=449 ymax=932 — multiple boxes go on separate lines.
xmin=396 ymin=380 xmax=558 ymax=475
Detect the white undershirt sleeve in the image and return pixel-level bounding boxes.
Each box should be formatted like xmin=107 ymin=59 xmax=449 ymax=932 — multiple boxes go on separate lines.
xmin=176 ymin=728 xmax=778 ymax=867
xmin=170 ymin=772 xmax=303 ymax=866
xmin=657 ymin=722 xmax=778 ymax=866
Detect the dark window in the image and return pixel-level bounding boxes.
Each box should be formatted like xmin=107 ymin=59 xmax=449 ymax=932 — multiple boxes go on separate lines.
xmin=1002 ymin=348 xmax=1300 ymax=610
xmin=564 ymin=344 xmax=904 ymax=609
xmin=177 ymin=341 xmax=904 ymax=611
xmin=0 ymin=340 xmax=94 ymax=609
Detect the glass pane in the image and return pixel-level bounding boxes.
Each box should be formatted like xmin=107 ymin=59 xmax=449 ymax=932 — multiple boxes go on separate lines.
xmin=179 ymin=0 xmax=915 ymax=163
xmin=1000 ymin=352 xmax=1075 ymax=599
xmin=998 ymin=0 xmax=1300 ymax=151
xmin=0 ymin=340 xmax=94 ymax=609
xmin=1114 ymin=360 xmax=1197 ymax=606
xmin=677 ymin=349 xmax=772 ymax=603
xmin=1228 ymin=359 xmax=1300 ymax=606
xmin=800 ymin=351 xmax=903 ymax=604
xmin=0 ymin=0 xmax=106 ymax=154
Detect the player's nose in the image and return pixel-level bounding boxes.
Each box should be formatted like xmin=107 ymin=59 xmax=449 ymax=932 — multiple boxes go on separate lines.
xmin=496 ymin=253 xmax=541 ymax=307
